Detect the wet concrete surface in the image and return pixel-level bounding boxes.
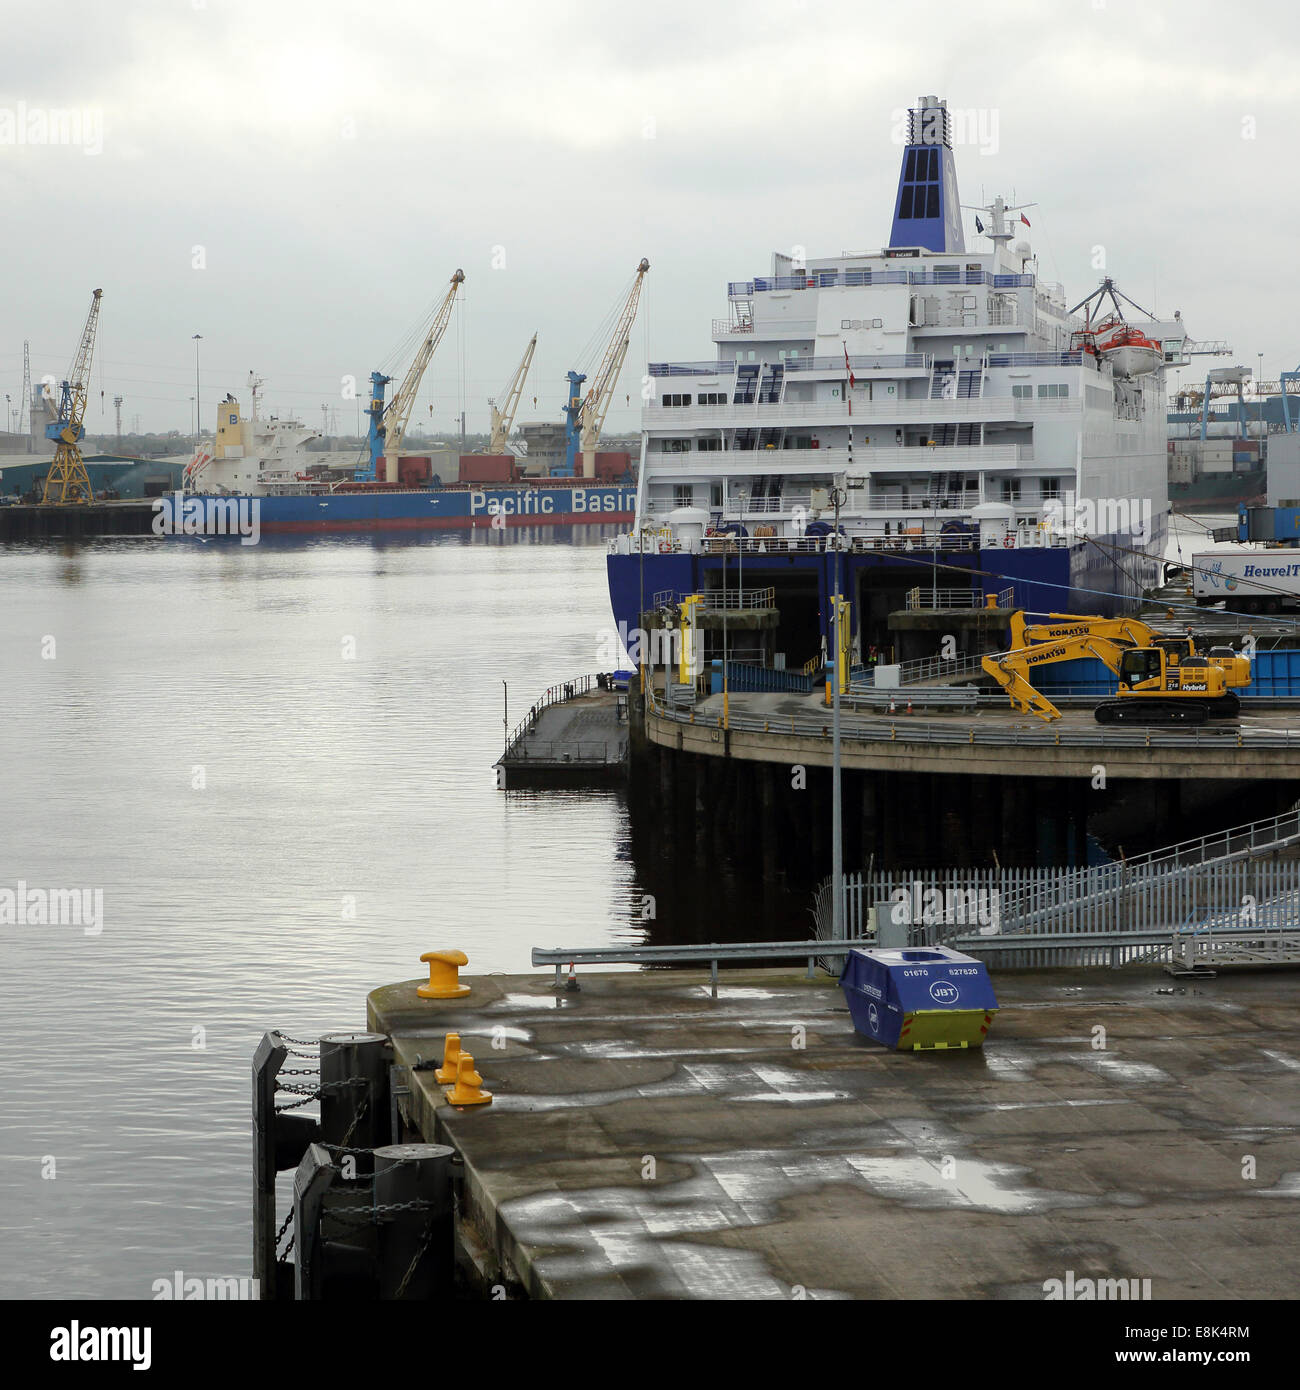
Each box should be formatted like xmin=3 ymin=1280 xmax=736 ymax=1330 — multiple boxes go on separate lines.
xmin=369 ymin=966 xmax=1300 ymax=1300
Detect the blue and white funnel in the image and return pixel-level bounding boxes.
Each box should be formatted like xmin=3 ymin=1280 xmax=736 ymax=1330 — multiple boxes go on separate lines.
xmin=888 ymin=95 xmax=965 ymax=254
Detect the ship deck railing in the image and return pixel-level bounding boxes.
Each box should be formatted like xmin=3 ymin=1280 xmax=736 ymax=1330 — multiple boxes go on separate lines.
xmin=726 ymin=270 xmax=1037 ymax=295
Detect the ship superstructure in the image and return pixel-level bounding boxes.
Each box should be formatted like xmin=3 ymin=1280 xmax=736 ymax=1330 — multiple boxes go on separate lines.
xmin=609 ymin=95 xmax=1189 ymax=667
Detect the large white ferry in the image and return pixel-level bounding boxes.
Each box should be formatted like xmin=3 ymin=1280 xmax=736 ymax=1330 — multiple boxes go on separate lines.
xmin=608 ymin=95 xmax=1195 ymax=667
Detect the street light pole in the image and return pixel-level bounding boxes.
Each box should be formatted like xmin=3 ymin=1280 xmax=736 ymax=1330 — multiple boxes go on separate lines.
xmin=1258 ymin=353 xmax=1265 ymax=455
xmin=192 ymin=335 xmax=203 ymax=439
xmin=831 ymin=483 xmax=846 ymax=942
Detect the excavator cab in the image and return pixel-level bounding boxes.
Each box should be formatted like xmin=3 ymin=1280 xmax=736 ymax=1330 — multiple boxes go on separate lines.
xmin=1118 ymin=647 xmax=1165 ymax=688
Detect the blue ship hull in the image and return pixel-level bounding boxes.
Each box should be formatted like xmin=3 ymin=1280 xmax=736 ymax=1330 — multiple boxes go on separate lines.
xmin=606 ymin=520 xmax=1167 ymax=655
xmin=181 ymin=484 xmax=636 ymax=533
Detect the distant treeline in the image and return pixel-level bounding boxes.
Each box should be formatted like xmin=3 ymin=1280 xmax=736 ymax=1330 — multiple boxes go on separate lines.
xmin=82 ymin=429 xmax=641 ymax=457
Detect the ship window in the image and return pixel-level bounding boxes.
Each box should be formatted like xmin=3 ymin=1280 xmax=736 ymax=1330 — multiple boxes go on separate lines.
xmin=661 ymin=393 xmax=692 ymax=407
xmin=1000 ymin=479 xmax=1021 ymax=501
xmin=1042 ymin=477 xmax=1061 ymax=499
xmin=697 ymin=438 xmax=722 ymax=452
xmin=1012 ymin=385 xmax=1032 ymax=399
xmin=1037 ymin=383 xmax=1069 ymax=399
xmin=674 ymin=486 xmax=693 ymax=507
xmin=662 ymin=438 xmax=692 ymax=452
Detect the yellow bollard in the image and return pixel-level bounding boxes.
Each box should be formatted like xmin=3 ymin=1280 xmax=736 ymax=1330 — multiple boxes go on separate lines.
xmin=434 ymin=1032 xmax=463 ymax=1083
xmin=444 ymin=1051 xmax=492 ymax=1106
xmin=417 ymin=949 xmax=471 ymax=999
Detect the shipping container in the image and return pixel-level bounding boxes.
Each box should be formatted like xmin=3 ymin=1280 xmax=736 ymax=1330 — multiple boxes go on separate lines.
xmin=457 ymin=453 xmax=517 ymax=484
xmin=1193 ymin=548 xmax=1300 ymax=612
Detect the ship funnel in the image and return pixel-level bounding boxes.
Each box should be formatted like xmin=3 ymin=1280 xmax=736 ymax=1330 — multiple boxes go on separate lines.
xmin=888 ymin=95 xmax=965 ymax=254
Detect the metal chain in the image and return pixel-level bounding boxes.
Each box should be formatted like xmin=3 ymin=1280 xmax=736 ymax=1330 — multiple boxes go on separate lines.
xmin=394 ymin=1216 xmax=438 ymax=1300
xmin=273 ymin=1207 xmax=294 ymax=1258
xmin=337 ymin=1090 xmax=370 ymax=1150
xmin=275 ymin=1081 xmax=320 ymax=1097
xmin=272 ymin=1032 xmax=321 ymax=1047
xmin=274 ymin=1094 xmax=319 ymax=1112
xmin=277 ymin=1068 xmax=319 ymax=1077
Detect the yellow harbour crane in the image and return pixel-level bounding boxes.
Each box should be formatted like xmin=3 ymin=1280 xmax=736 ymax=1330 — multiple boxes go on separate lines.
xmin=488 ymin=333 xmax=537 ymax=453
xmin=564 ymin=257 xmax=650 ymax=478
xmin=41 ymin=288 xmax=103 ymax=504
xmin=360 ymin=269 xmax=464 ymax=481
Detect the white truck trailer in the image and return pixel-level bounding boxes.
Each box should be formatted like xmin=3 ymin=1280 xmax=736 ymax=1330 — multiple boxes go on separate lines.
xmin=1193 ymin=549 xmax=1300 ymax=612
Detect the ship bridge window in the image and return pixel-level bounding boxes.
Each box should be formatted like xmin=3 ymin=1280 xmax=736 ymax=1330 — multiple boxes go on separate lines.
xmin=1011 ymin=385 xmax=1032 ymax=399
xmin=661 ymin=393 xmax=692 ymax=407
xmin=698 ymin=392 xmax=727 ymax=406
xmin=1037 ymin=383 xmax=1069 ymax=399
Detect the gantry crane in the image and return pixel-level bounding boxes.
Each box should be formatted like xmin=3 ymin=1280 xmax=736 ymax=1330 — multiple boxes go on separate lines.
xmin=41 ymin=288 xmax=103 ymax=504
xmin=983 ymin=612 xmax=1249 ymax=725
xmin=359 ymin=269 xmax=464 ymax=482
xmin=563 ymin=258 xmax=650 ymax=478
xmin=488 ymin=333 xmax=537 ymax=453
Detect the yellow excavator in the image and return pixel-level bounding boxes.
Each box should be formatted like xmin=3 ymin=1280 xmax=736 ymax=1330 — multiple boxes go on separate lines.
xmin=983 ymin=612 xmax=1251 ymax=726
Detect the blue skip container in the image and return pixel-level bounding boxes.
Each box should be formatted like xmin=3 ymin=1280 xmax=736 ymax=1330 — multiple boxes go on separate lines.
xmin=840 ymin=945 xmax=999 ymax=1051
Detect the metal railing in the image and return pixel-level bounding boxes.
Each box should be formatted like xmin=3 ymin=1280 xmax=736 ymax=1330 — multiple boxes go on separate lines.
xmin=903 ymin=585 xmax=1012 ymax=611
xmin=644 ymin=682 xmax=1300 ymax=749
xmin=500 ymin=673 xmax=605 ymax=759
xmin=502 ymin=740 xmax=623 ymax=764
xmin=813 ymin=856 xmax=1300 ymax=969
xmin=531 ymin=939 xmax=865 ymax=993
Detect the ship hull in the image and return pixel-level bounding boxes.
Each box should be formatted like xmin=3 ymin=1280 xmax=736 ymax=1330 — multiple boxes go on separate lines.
xmin=181 ymin=484 xmax=636 ymax=534
xmin=606 ymin=519 xmax=1167 ymax=658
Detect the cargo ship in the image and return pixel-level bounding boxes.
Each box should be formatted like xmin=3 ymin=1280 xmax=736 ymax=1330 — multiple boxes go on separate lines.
xmin=607 ymin=93 xmax=1197 ymax=663
xmin=184 ymin=380 xmax=636 ymax=534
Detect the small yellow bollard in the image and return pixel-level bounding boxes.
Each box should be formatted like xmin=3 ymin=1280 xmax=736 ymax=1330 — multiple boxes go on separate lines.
xmin=418 ymin=949 xmax=471 ymax=1000
xmin=434 ymin=1032 xmax=463 ymax=1083
xmin=444 ymin=1051 xmax=492 ymax=1106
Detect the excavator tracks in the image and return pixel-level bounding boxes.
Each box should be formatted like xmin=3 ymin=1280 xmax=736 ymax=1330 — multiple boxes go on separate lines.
xmin=1094 ymin=700 xmax=1209 ymax=726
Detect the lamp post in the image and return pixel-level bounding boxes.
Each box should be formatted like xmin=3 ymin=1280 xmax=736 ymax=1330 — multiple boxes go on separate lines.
xmin=192 ymin=335 xmax=203 ymax=439
xmin=1258 ymin=353 xmax=1265 ymax=453
xmin=830 ymin=482 xmax=847 ymax=942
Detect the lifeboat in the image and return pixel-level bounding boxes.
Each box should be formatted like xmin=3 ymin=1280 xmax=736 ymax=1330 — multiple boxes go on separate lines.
xmin=1095 ymin=322 xmax=1162 ymax=378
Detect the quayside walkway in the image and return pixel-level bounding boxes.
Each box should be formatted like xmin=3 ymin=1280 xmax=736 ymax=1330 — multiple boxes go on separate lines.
xmin=645 ymin=685 xmax=1300 ymax=780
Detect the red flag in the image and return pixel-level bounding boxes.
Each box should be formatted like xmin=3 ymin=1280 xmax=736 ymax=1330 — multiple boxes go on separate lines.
xmin=843 ymin=341 xmax=856 ymax=388
xmin=1020 ymin=213 xmax=1031 ymax=227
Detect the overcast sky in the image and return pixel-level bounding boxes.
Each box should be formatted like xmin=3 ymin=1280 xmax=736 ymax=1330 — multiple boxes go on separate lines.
xmin=3 ymin=0 xmax=1298 ymax=439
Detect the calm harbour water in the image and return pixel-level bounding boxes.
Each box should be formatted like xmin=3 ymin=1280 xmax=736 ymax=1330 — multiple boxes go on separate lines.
xmin=0 ymin=531 xmax=675 ymax=1299
xmin=0 ymin=511 xmax=1238 ymax=1299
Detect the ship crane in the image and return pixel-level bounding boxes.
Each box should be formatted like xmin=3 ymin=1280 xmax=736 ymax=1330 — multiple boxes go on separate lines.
xmin=563 ymin=258 xmax=650 ymax=478
xmin=360 ymin=269 xmax=464 ymax=482
xmin=42 ymin=288 xmax=103 ymax=504
xmin=488 ymin=333 xmax=537 ymax=453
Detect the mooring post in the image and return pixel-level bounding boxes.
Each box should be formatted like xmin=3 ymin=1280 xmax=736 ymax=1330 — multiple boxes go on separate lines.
xmin=319 ymin=1032 xmax=390 ymax=1178
xmin=252 ymin=1031 xmax=319 ymax=1301
xmin=372 ymin=1143 xmax=456 ymax=1300
xmin=293 ymin=1143 xmax=337 ymax=1301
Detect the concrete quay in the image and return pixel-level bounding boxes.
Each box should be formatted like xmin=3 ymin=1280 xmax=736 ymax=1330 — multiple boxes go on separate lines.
xmin=647 ymin=687 xmax=1300 ymax=781
xmin=368 ymin=965 xmax=1300 ymax=1300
